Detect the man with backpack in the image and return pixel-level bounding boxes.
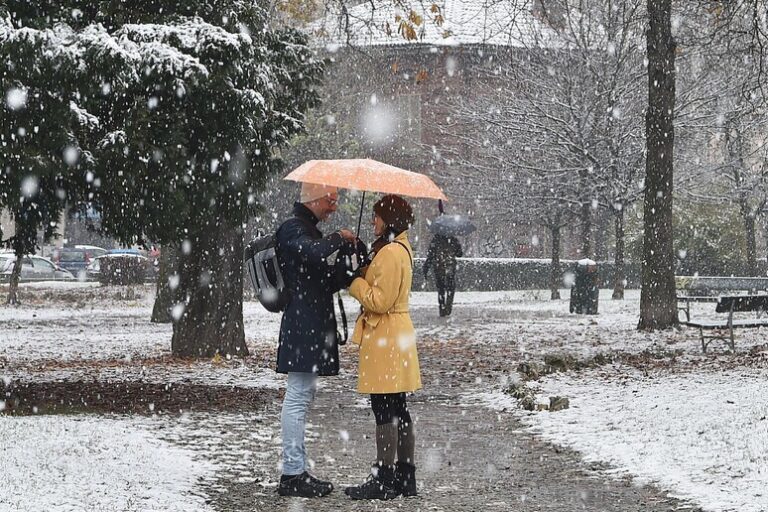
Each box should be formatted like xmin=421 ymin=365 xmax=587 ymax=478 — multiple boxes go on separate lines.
xmin=274 ymin=182 xmax=356 ymax=498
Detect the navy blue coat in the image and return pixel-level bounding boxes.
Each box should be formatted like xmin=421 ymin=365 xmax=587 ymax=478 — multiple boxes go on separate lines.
xmin=275 ymin=203 xmax=345 ymax=375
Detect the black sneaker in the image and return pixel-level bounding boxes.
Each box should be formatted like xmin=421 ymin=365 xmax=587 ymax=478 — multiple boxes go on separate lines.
xmin=345 ymin=465 xmax=399 ymax=500
xmin=277 ymin=471 xmax=333 ymax=497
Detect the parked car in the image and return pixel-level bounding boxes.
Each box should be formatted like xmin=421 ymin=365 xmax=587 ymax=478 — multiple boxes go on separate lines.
xmin=109 ymin=248 xmax=159 ymax=277
xmin=87 ymin=253 xmax=153 ymax=285
xmin=53 ymin=246 xmax=107 ymax=278
xmin=108 ymin=248 xmax=143 ymax=256
xmin=0 ymin=254 xmax=75 ymax=282
xmin=75 ymin=245 xmax=108 ymax=253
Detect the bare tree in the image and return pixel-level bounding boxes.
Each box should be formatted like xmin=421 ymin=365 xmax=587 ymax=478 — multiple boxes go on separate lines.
xmin=718 ymin=100 xmax=768 ymax=275
xmin=674 ymin=1 xmax=768 ymax=276
xmin=429 ymin=0 xmax=647 ymax=299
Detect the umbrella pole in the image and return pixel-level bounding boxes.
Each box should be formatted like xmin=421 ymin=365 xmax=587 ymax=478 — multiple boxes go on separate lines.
xmin=356 ymin=191 xmax=366 ymax=237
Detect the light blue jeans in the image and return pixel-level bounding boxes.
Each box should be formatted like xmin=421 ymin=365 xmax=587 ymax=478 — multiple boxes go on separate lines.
xmin=281 ymin=372 xmax=318 ymax=476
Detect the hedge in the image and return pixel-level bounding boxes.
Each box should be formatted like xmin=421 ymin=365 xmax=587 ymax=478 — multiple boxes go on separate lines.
xmin=412 ymin=258 xmax=642 ymax=292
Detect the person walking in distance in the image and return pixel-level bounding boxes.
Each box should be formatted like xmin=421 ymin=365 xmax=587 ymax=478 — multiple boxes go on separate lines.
xmin=423 ymin=234 xmax=463 ymax=316
xmin=274 ymin=182 xmax=356 ymax=497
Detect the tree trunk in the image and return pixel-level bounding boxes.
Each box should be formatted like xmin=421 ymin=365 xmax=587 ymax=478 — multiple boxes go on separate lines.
xmin=594 ymin=210 xmax=610 ymax=261
xmin=5 ymin=217 xmax=33 ymax=306
xmin=171 ymin=222 xmax=249 ymax=358
xmin=744 ymin=214 xmax=757 ymax=276
xmin=612 ymin=208 xmax=626 ymax=300
xmin=151 ymin=244 xmax=180 ymax=323
xmin=5 ymin=255 xmax=23 ymax=306
xmin=638 ymin=0 xmax=678 ymax=330
xmin=580 ymin=200 xmax=592 ymax=258
xmin=549 ymin=224 xmax=562 ymax=300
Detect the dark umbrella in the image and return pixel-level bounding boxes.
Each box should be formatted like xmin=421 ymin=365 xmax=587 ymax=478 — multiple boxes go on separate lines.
xmin=428 ymin=214 xmax=476 ymax=236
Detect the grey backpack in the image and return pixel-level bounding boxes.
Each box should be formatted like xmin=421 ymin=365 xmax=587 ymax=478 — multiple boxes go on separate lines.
xmin=244 ymin=231 xmax=289 ymax=313
xmin=244 ymin=221 xmax=348 ymax=344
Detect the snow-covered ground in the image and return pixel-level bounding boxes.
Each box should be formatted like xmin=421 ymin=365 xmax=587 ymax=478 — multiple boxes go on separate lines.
xmin=470 ymin=364 xmax=768 ymax=512
xmin=0 ymin=415 xmax=214 ymax=512
xmin=3 ymin=285 xmax=764 ymax=366
xmin=2 ymin=282 xmax=767 ymax=511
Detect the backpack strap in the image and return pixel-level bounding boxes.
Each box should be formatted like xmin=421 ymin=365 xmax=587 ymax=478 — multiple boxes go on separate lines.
xmin=394 ymin=241 xmax=413 ymax=268
xmin=337 ymin=293 xmax=348 ymax=345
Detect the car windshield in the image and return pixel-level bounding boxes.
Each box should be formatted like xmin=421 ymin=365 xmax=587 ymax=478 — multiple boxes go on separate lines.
xmin=59 ymin=251 xmax=86 ymax=262
xmin=32 ymin=258 xmax=55 ymax=271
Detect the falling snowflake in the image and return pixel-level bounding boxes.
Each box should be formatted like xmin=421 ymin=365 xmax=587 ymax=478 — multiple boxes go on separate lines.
xmin=63 ymin=147 xmax=80 ymax=166
xmin=6 ymin=87 xmax=27 ymax=110
xmin=21 ymin=176 xmax=39 ymax=198
xmin=171 ymin=303 xmax=185 ymax=321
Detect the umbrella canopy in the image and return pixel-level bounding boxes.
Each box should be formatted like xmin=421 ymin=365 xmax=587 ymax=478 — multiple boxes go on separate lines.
xmin=428 ymin=214 xmax=476 ymax=236
xmin=284 ymin=159 xmax=447 ymax=201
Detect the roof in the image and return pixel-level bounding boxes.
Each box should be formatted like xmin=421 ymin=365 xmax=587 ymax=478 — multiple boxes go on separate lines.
xmin=310 ymin=0 xmax=563 ymax=49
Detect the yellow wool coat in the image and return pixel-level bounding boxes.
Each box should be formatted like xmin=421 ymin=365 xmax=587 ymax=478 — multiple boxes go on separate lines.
xmin=349 ymin=231 xmax=422 ymax=394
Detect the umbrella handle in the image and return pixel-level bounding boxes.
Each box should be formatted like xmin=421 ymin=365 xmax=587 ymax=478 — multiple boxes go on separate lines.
xmin=438 ymin=199 xmax=444 ymax=215
xmin=356 ymin=190 xmax=366 ymax=237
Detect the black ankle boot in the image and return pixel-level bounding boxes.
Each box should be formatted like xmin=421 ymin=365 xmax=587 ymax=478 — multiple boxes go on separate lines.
xmin=395 ymin=461 xmax=417 ymax=496
xmin=345 ymin=463 xmax=399 ymax=500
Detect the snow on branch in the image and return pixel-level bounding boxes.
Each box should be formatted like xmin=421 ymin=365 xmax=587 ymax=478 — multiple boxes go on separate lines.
xmin=118 ymin=18 xmax=250 ymax=57
xmin=69 ymin=101 xmax=100 ymax=131
xmin=97 ymin=131 xmax=128 ymax=151
xmin=135 ymin=41 xmax=209 ymax=81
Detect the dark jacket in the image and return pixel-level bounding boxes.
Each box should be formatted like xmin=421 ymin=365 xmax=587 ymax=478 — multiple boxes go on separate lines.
xmin=275 ymin=203 xmax=345 ymax=375
xmin=423 ymin=234 xmax=463 ymax=277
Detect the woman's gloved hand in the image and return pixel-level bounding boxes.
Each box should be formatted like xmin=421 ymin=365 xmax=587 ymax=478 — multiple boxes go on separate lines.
xmin=335 ymin=239 xmax=368 ymax=288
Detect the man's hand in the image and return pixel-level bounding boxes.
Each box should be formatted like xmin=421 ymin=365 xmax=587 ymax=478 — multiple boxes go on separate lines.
xmin=338 ymin=228 xmax=356 ymax=242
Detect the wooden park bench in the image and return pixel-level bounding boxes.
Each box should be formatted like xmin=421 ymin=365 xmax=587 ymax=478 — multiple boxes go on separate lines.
xmin=676 ymin=276 xmax=768 ymax=352
xmin=685 ymin=295 xmax=768 ymax=352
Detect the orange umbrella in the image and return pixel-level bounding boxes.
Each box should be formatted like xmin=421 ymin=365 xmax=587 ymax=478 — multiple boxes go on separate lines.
xmin=284 ymin=159 xmax=447 ymax=201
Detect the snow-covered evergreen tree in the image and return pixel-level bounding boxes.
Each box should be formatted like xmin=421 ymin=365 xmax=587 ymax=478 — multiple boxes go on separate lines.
xmin=1 ymin=2 xmax=323 ymax=355
xmin=0 ymin=7 xmax=97 ymax=304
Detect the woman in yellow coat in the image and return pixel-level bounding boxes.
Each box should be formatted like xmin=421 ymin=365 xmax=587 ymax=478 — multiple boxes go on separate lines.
xmin=345 ymin=194 xmax=421 ymax=501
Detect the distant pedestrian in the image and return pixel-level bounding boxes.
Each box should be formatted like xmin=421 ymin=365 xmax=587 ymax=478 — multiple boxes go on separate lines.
xmin=274 ymin=182 xmax=356 ymax=498
xmin=345 ymin=194 xmax=421 ymax=500
xmin=423 ymin=234 xmax=463 ymax=316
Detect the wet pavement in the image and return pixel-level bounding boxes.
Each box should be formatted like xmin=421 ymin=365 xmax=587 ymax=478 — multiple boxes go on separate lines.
xmin=157 ymin=383 xmax=688 ymax=512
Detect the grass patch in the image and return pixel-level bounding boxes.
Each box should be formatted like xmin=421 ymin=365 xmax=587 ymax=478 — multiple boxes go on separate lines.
xmin=518 ymin=347 xmax=683 ymax=382
xmin=2 ymin=380 xmax=278 ymax=417
xmin=505 ymin=381 xmax=536 ymax=411
xmin=508 ymin=348 xmax=686 ymax=410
